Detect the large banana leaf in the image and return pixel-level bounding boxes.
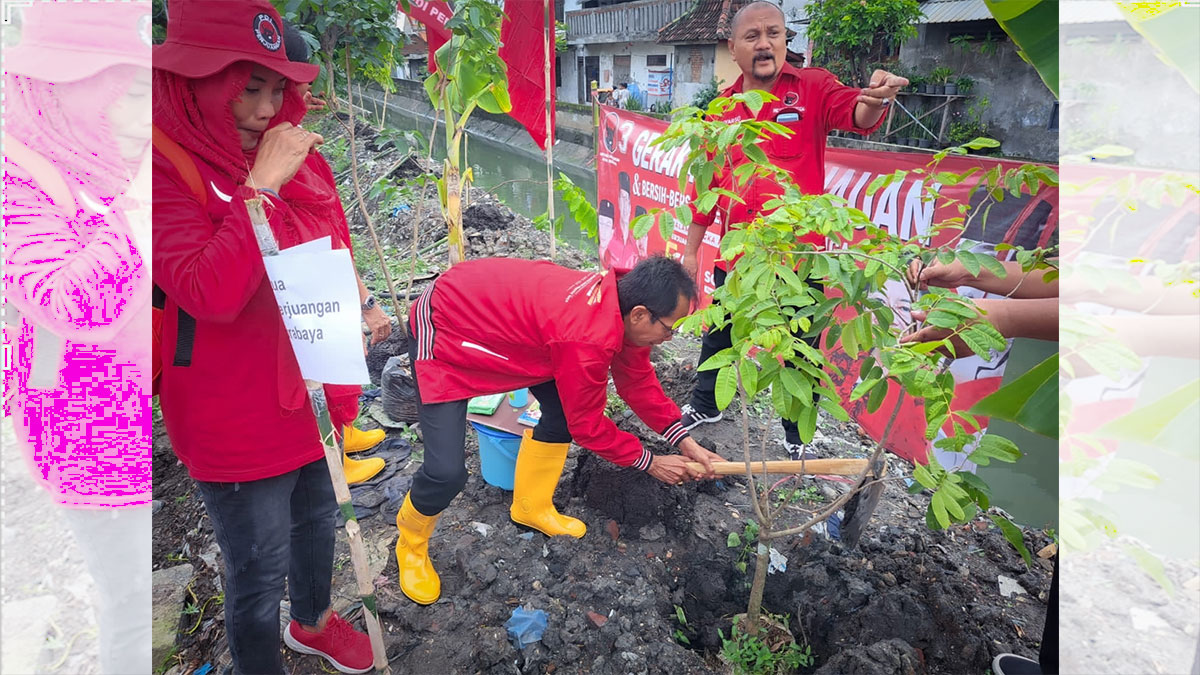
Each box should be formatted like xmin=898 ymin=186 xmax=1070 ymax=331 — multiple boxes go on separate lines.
xmin=970 ymin=354 xmax=1057 ymax=438
xmin=983 ymin=0 xmax=1058 ymax=98
xmin=1116 ymin=2 xmax=1199 ymax=93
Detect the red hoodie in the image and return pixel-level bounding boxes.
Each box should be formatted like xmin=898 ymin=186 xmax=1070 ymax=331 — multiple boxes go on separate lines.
xmin=410 ymin=259 xmax=690 ymax=471
xmin=690 ymin=64 xmax=885 ymax=270
xmin=152 ymin=63 xmax=359 ymax=482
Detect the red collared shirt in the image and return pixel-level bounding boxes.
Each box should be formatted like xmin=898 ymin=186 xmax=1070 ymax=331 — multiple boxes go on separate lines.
xmin=690 ymin=64 xmax=884 ymax=269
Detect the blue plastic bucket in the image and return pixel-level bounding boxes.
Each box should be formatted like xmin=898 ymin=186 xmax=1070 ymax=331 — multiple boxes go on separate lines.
xmin=470 ymin=421 xmax=521 ymax=490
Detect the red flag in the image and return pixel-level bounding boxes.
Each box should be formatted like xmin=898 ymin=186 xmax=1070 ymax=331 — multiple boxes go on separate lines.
xmin=400 ymin=0 xmax=452 ymax=73
xmin=499 ymin=0 xmax=556 ymax=150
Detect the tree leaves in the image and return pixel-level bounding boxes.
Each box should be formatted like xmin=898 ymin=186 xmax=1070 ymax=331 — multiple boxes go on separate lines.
xmin=739 ymin=359 xmax=760 ymax=397
xmin=715 ymin=365 xmax=738 ymax=411
xmin=912 ymin=462 xmax=937 ymax=489
xmin=989 ymin=514 xmax=1033 ymax=567
xmin=968 ymin=434 xmax=1023 ymax=466
xmin=779 ymin=368 xmax=813 ymax=404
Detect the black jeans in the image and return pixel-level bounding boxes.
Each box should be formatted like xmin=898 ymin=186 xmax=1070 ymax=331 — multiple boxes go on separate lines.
xmin=690 ymin=267 xmax=821 ymax=446
xmin=407 ymin=326 xmax=572 ymax=517
xmin=195 ymin=459 xmax=335 ymax=675
xmin=1040 ymin=558 xmax=1058 ymax=673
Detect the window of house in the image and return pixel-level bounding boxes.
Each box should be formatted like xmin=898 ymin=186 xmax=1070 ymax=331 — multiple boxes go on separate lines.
xmin=647 ymin=54 xmax=667 ymax=67
xmin=556 ymin=56 xmax=562 ymax=88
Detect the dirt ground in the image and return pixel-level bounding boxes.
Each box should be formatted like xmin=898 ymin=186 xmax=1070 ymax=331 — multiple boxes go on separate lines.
xmin=1 ymin=419 xmax=100 ymax=674
xmin=151 ymin=114 xmax=1057 ymax=675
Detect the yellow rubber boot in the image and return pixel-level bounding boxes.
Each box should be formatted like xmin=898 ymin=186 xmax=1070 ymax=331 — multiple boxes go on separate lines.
xmin=343 ymin=452 xmax=384 ymax=485
xmin=343 ymin=424 xmax=385 ymax=454
xmin=394 ymin=494 xmax=441 ymax=605
xmin=510 ymin=429 xmax=586 ymax=538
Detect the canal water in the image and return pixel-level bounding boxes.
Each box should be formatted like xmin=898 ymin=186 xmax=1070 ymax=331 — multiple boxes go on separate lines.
xmin=367 ymin=100 xmax=598 ymax=251
xmin=370 ymin=101 xmax=1058 ymax=531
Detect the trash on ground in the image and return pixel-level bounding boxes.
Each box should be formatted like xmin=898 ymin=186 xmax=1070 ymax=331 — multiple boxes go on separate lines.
xmin=505 ymin=605 xmax=548 ymax=649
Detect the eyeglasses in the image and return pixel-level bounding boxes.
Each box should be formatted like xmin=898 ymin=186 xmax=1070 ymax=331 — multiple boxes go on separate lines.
xmin=651 ymin=314 xmax=678 ymax=335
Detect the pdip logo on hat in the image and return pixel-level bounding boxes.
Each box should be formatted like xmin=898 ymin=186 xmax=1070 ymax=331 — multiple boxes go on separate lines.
xmin=252 ymin=13 xmax=282 ymax=52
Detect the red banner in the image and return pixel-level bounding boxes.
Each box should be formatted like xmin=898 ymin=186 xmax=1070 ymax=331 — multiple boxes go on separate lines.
xmin=595 ymin=105 xmax=1060 ymax=464
xmin=499 ymin=0 xmax=556 ymax=150
xmin=400 ymin=0 xmax=452 ymax=72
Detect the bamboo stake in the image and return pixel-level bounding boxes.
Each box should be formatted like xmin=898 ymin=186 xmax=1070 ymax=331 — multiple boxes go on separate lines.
xmin=244 ymin=197 xmax=389 ymax=672
xmin=307 ymin=384 xmax=390 ymax=673
xmin=543 ymin=0 xmax=556 ymax=260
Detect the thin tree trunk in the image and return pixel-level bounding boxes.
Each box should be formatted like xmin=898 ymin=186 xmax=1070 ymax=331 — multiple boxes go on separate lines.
xmin=379 ymin=44 xmax=395 ymax=132
xmin=324 ymin=53 xmax=339 ymax=110
xmin=744 ymin=533 xmax=772 ymax=637
xmin=345 ymin=51 xmax=404 ymax=320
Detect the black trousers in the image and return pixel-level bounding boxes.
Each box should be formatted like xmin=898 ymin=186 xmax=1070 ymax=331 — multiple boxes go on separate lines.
xmin=1040 ymin=558 xmax=1058 ymax=673
xmin=689 ymin=267 xmax=821 ymax=446
xmin=406 ymin=326 xmax=573 ymax=517
xmin=195 ymin=459 xmax=335 ymax=675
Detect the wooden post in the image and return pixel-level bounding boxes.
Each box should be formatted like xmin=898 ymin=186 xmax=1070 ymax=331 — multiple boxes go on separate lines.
xmin=938 ymin=99 xmax=952 ymax=146
xmin=683 ymin=458 xmax=869 ymax=476
xmin=591 ymin=79 xmax=600 ymax=259
xmin=544 ymin=0 xmax=556 ymax=260
xmin=244 ymin=197 xmax=390 ymax=672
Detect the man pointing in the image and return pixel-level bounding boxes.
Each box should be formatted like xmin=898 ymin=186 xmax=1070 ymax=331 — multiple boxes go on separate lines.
xmin=679 ymin=1 xmax=907 ymax=457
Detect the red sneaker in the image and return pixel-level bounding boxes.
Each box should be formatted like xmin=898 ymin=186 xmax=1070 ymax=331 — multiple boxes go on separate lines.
xmin=283 ymin=612 xmax=374 ymax=674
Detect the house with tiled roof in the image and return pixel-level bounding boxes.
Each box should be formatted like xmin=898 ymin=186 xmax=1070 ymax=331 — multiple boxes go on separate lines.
xmin=657 ymin=0 xmax=805 ymax=106
xmin=558 ymin=0 xmax=811 ymax=108
xmin=655 ymin=0 xmax=744 ymax=105
xmin=558 ymin=0 xmax=694 ymax=107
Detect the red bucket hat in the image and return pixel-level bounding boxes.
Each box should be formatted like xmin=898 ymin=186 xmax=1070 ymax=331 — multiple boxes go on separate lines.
xmin=153 ymin=0 xmax=318 ymax=83
xmin=4 ymin=1 xmax=152 ymax=83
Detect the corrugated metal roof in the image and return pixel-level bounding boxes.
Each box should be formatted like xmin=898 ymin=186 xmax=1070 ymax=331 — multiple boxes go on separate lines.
xmin=918 ymin=0 xmax=993 ymax=24
xmin=1060 ymin=1 xmax=1124 ymax=24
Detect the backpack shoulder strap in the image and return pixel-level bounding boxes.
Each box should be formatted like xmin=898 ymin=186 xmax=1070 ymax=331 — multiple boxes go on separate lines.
xmin=4 ymin=137 xmax=77 ymax=212
xmin=149 ymin=127 xmax=201 ymax=372
xmin=152 ymin=125 xmax=207 ymax=207
xmin=2 ymin=139 xmax=76 ymax=389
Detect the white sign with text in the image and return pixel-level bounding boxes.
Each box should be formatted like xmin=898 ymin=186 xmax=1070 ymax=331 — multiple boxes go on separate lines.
xmin=263 ymin=243 xmax=370 ymax=385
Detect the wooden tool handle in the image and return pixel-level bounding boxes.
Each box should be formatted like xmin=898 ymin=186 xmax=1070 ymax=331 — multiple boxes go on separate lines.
xmin=685 ymin=459 xmax=869 ymax=476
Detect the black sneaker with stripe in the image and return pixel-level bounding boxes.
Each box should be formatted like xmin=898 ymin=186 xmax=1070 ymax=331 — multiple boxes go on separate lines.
xmin=680 ymin=403 xmax=722 ymax=430
xmin=783 ymin=440 xmax=820 ymax=461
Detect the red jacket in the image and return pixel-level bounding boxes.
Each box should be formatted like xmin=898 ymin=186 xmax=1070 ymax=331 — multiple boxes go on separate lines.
xmin=153 ymin=148 xmax=354 ymax=482
xmin=691 ymin=64 xmax=885 ymax=269
xmin=410 ymin=259 xmax=690 ymax=470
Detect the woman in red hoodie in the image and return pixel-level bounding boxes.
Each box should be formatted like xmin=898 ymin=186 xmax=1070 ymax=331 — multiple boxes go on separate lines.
xmin=152 ymin=1 xmax=377 ymax=672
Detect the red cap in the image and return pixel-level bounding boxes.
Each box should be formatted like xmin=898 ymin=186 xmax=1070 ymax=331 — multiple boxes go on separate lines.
xmin=152 ymin=0 xmax=318 ymax=83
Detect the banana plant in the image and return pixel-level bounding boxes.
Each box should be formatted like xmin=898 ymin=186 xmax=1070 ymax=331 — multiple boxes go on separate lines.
xmin=422 ymin=0 xmax=511 ymax=265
